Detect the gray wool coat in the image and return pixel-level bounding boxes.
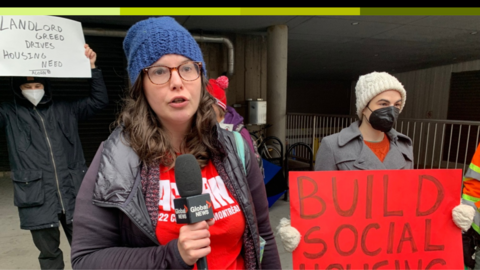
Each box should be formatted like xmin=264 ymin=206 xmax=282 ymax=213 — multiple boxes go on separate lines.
xmin=314 ymin=121 xmax=414 ymax=171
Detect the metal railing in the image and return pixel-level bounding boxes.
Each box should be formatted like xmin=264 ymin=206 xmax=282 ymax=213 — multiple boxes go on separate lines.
xmin=286 ymin=113 xmax=480 ymax=173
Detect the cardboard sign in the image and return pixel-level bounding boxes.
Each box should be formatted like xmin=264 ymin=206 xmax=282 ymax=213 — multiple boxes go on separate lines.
xmin=0 ymin=15 xmax=91 ymax=78
xmin=289 ymin=169 xmax=463 ymax=270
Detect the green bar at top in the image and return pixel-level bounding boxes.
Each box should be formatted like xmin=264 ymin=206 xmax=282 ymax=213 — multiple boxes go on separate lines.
xmin=240 ymin=8 xmax=359 ymax=15
xmin=121 ymin=7 xmax=360 ymax=16
xmin=0 ymin=8 xmax=119 ymax=15
xmin=121 ymin=8 xmax=242 ymax=15
xmin=361 ymin=7 xmax=480 ymax=16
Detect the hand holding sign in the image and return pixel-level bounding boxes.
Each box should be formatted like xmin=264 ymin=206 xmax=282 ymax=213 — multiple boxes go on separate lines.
xmin=277 ymin=217 xmax=301 ymax=252
xmin=452 ymin=204 xmax=475 ymax=231
xmin=84 ymin=44 xmax=96 ymax=69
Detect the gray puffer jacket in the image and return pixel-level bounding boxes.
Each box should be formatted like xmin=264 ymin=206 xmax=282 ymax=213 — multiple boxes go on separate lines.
xmin=315 ymin=121 xmax=414 ymax=171
xmin=71 ymin=125 xmax=281 ymax=269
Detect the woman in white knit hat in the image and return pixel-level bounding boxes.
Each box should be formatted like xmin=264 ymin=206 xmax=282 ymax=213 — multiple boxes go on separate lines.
xmin=278 ymin=71 xmax=471 ymax=257
xmin=314 ymin=71 xmax=413 ymax=171
xmin=342 ymin=73 xmax=477 ymax=270
xmin=277 ymin=71 xmax=414 ymax=253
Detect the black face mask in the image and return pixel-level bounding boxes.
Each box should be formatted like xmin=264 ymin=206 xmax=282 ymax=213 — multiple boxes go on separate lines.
xmin=366 ymin=106 xmax=400 ymax=133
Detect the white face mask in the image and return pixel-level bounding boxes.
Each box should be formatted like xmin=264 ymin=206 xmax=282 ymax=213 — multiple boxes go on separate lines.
xmin=21 ymin=89 xmax=45 ymax=106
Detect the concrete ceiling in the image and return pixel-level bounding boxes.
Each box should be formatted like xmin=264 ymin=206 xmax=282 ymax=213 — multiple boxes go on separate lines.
xmin=62 ymin=15 xmax=480 ymax=81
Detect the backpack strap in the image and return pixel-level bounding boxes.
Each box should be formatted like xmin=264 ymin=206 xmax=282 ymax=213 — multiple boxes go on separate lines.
xmin=232 ymin=131 xmax=247 ymax=175
xmin=235 ymin=123 xmax=244 ymax=132
xmin=232 ymin=130 xmax=265 ymax=261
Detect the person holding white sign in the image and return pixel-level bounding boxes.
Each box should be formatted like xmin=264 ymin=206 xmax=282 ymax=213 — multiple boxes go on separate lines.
xmin=0 ymin=44 xmax=108 ymax=270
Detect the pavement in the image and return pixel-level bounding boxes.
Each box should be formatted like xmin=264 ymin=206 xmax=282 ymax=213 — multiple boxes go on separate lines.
xmin=0 ymin=173 xmax=293 ymax=269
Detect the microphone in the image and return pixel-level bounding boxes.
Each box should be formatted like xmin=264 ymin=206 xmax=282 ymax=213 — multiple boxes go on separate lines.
xmin=174 ymin=154 xmax=213 ymax=270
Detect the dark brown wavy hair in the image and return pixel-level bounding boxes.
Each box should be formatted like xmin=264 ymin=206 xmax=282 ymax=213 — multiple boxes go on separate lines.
xmin=115 ymin=72 xmax=224 ymax=168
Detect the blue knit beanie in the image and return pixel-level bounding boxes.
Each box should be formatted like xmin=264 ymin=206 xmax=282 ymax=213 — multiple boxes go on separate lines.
xmin=123 ymin=17 xmax=206 ymax=84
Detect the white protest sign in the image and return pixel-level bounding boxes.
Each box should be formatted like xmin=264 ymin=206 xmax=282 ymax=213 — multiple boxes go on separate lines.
xmin=0 ymin=15 xmax=91 ymax=78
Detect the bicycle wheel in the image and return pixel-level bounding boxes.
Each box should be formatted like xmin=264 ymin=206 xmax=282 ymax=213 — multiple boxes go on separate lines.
xmin=259 ymin=144 xmax=269 ymax=159
xmin=265 ymin=144 xmax=282 ymax=159
xmin=249 ymin=132 xmax=259 ymax=141
xmin=263 ymin=136 xmax=283 ymax=158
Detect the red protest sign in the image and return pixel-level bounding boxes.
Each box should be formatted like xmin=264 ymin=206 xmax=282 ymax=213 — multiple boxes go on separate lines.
xmin=289 ymin=169 xmax=463 ymax=270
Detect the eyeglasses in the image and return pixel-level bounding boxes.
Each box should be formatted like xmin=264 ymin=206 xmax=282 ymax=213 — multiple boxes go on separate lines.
xmin=143 ymin=62 xmax=202 ymax=85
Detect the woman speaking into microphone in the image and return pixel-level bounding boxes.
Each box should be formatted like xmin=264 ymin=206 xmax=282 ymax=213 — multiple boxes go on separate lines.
xmin=70 ymin=17 xmax=280 ymax=270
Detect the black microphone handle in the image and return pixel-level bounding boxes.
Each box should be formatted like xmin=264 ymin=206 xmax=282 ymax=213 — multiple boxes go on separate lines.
xmin=197 ymin=256 xmax=208 ymax=270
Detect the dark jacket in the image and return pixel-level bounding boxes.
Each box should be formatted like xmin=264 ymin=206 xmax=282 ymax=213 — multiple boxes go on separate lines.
xmin=71 ymin=126 xmax=281 ymax=269
xmin=315 ymin=121 xmax=414 ymax=171
xmin=0 ymin=68 xmax=109 ymax=230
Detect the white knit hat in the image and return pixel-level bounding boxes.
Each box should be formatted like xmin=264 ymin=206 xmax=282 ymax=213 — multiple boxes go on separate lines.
xmin=355 ymin=71 xmax=406 ymax=119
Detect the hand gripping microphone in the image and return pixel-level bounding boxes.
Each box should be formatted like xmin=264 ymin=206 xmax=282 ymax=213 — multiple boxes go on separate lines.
xmin=174 ymin=154 xmax=214 ymax=270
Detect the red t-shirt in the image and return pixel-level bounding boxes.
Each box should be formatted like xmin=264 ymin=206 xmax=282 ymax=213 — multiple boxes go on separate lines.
xmin=155 ymin=159 xmax=246 ymax=270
